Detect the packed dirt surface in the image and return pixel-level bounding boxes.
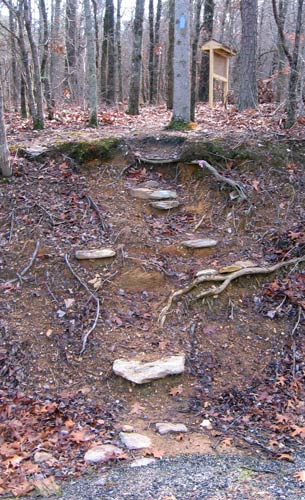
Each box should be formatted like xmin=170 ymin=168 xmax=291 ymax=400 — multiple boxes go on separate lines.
xmin=1 ymin=106 xmax=305 ymax=497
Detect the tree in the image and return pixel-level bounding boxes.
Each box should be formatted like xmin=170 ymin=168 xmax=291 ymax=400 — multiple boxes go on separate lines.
xmin=272 ymin=0 xmax=305 ymax=127
xmin=116 ymin=0 xmax=123 ymax=102
xmin=167 ymin=0 xmax=175 ymax=109
xmin=172 ymin=0 xmax=191 ymax=122
xmin=148 ymin=0 xmax=154 ymax=103
xmin=84 ymin=0 xmax=98 ymax=127
xmin=198 ymin=0 xmax=214 ymax=103
xmin=65 ymin=0 xmax=78 ymax=101
xmin=101 ymin=0 xmax=116 ymax=104
xmin=0 ymin=81 xmax=12 ymax=177
xmin=39 ymin=0 xmax=53 ymax=119
xmin=190 ymin=0 xmax=203 ymax=120
xmin=128 ymin=0 xmax=145 ymax=115
xmin=152 ymin=0 xmax=162 ymax=102
xmin=238 ymin=0 xmax=258 ymax=111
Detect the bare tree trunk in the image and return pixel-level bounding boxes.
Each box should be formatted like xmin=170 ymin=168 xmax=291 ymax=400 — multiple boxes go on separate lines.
xmin=84 ymin=0 xmax=98 ymax=127
xmin=219 ymin=0 xmax=230 ymax=43
xmin=39 ymin=0 xmax=53 ymax=119
xmin=65 ymin=0 xmax=78 ymax=101
xmin=198 ymin=0 xmax=214 ymax=102
xmin=9 ymin=10 xmax=18 ymax=112
xmin=190 ymin=0 xmax=203 ymax=120
xmin=128 ymin=0 xmax=145 ymax=115
xmin=91 ymin=0 xmax=99 ymax=70
xmin=238 ymin=0 xmax=258 ymax=111
xmin=101 ymin=0 xmax=110 ymax=100
xmin=20 ymin=76 xmax=27 ymax=118
xmin=272 ymin=0 xmax=305 ymax=127
xmin=167 ymin=0 xmax=175 ymax=109
xmin=172 ymin=0 xmax=191 ymax=122
xmin=148 ymin=0 xmax=154 ymax=103
xmin=0 ymin=81 xmax=12 ymax=178
xmin=23 ymin=0 xmax=44 ymax=128
xmin=106 ymin=0 xmax=116 ymax=104
xmin=276 ymin=0 xmax=289 ymax=102
xmin=50 ymin=0 xmax=62 ymax=108
xmin=152 ymin=0 xmax=162 ymax=102
xmin=116 ymin=0 xmax=123 ymax=102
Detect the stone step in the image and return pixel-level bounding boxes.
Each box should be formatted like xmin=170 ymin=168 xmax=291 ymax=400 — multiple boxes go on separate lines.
xmin=129 ymin=187 xmax=177 ymax=200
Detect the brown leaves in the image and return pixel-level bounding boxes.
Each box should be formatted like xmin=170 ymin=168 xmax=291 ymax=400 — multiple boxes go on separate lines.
xmin=169 ymin=385 xmax=184 ymax=397
xmin=130 ymin=402 xmax=145 ymax=415
xmin=294 ymin=470 xmax=305 ymax=482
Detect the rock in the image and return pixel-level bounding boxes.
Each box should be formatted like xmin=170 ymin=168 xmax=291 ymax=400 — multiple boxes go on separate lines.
xmin=156 ymin=423 xmax=188 ymax=435
xmin=113 ymin=355 xmax=185 ymax=384
xmin=140 ymin=180 xmax=160 ymax=188
xmin=235 ymin=260 xmax=256 ymax=268
xmin=181 ymin=239 xmax=218 ymax=249
xmin=84 ymin=444 xmax=124 ymax=463
xmin=150 ymin=200 xmax=181 ymax=210
xmin=120 ymin=432 xmax=152 ymax=450
xmin=26 ymin=146 xmax=48 ymax=157
xmin=34 ymin=451 xmax=57 ymax=464
xmin=195 ymin=269 xmax=218 ymax=278
xmin=121 ymin=425 xmax=134 ymax=433
xmin=148 ymin=190 xmax=177 ymax=200
xmin=75 ymin=248 xmax=116 ymax=260
xmin=129 ymin=188 xmax=177 ymax=200
xmin=130 ymin=458 xmax=157 ymax=468
xmin=200 ymin=419 xmax=213 ymax=430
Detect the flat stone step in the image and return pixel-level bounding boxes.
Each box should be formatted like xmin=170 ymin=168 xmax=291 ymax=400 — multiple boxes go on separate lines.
xmin=75 ymin=248 xmax=116 ymax=260
xmin=150 ymin=200 xmax=181 ymax=210
xmin=156 ymin=423 xmax=188 ymax=435
xmin=113 ymin=354 xmax=185 ymax=384
xmin=120 ymin=432 xmax=152 ymax=450
xmin=181 ymin=239 xmax=218 ymax=249
xmin=129 ymin=188 xmax=177 ymax=200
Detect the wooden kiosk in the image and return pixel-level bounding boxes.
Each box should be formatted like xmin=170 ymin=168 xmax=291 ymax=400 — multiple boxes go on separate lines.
xmin=201 ymin=39 xmax=236 ymax=107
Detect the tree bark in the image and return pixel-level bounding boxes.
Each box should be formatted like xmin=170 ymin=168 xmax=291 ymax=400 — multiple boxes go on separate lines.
xmin=148 ymin=0 xmax=154 ymax=103
xmin=167 ymin=0 xmax=175 ymax=109
xmin=152 ymin=0 xmax=162 ymax=102
xmin=190 ymin=0 xmax=203 ymax=120
xmin=65 ymin=0 xmax=78 ymax=101
xmin=116 ymin=0 xmax=123 ymax=102
xmin=128 ymin=0 xmax=145 ymax=115
xmin=172 ymin=0 xmax=191 ymax=122
xmin=198 ymin=0 xmax=214 ymax=102
xmin=39 ymin=0 xmax=53 ymax=119
xmin=238 ymin=0 xmax=258 ymax=111
xmin=9 ymin=10 xmax=18 ymax=112
xmin=0 ymin=81 xmax=12 ymax=178
xmin=50 ymin=0 xmax=62 ymax=108
xmin=106 ymin=0 xmax=116 ymax=104
xmin=84 ymin=0 xmax=98 ymax=127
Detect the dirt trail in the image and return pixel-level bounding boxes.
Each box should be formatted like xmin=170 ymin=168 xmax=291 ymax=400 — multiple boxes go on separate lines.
xmin=1 ymin=132 xmax=305 ymax=497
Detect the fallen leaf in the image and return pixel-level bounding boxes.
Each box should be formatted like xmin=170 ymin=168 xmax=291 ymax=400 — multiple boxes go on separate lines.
xmin=32 ymin=476 xmax=61 ymax=497
xmin=252 ymin=180 xmax=260 ymax=191
xmin=294 ymin=470 xmax=305 ymax=482
xmin=145 ymin=447 xmax=165 ymax=459
xmin=169 ymin=385 xmax=184 ymax=397
xmin=69 ymin=430 xmax=94 ymax=443
xmin=11 ymin=481 xmax=34 ymax=497
xmin=64 ymin=298 xmax=75 ymax=309
xmin=130 ymin=402 xmax=145 ymax=415
xmin=220 ymin=437 xmax=233 ymax=448
xmin=277 ymin=453 xmax=294 ymax=462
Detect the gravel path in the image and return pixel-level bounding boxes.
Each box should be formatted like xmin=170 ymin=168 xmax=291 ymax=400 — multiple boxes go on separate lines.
xmin=29 ymin=454 xmax=305 ymax=500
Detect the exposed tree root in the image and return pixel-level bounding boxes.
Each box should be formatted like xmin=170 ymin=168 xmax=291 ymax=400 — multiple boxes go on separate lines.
xmin=192 ymin=159 xmax=248 ymax=201
xmin=138 ymin=156 xmax=179 ymax=165
xmin=64 ymin=254 xmax=101 ymax=356
xmin=159 ymin=255 xmax=305 ymax=327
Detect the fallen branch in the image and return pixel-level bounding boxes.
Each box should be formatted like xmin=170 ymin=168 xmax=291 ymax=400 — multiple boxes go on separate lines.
xmin=64 ymin=254 xmax=100 ymax=356
xmin=192 ymin=159 xmax=247 ymax=201
xmin=159 ymin=255 xmax=305 ymax=326
xmin=86 ymin=194 xmax=107 ymax=232
xmin=2 ymin=240 xmax=40 ymax=284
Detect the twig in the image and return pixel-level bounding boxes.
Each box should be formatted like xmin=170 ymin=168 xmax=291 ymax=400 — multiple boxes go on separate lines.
xmin=159 ymin=255 xmax=305 ymax=326
xmin=9 ymin=209 xmax=15 ymax=243
xmin=192 ymin=160 xmax=247 ymax=201
xmin=291 ymin=306 xmax=302 ymax=379
xmin=64 ymin=254 xmax=100 ymax=356
xmin=194 ymin=213 xmax=206 ymax=232
xmin=35 ymin=203 xmax=55 ymax=226
xmin=3 ymin=241 xmax=40 ymax=285
xmin=86 ymin=194 xmax=107 ymax=232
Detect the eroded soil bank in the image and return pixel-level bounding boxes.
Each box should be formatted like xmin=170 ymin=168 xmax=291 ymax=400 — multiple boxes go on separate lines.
xmin=1 ymin=132 xmax=305 ymax=498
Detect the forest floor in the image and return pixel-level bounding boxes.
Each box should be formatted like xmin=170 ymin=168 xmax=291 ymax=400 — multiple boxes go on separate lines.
xmin=1 ymin=103 xmax=305 ymax=499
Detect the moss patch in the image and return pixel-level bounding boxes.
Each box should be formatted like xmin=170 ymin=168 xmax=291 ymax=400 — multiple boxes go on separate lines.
xmin=167 ymin=118 xmax=197 ymax=131
xmin=54 ymin=138 xmax=122 ymax=164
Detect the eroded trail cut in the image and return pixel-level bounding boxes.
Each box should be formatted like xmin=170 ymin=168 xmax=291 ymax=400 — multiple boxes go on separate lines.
xmin=1 ymin=133 xmax=305 ymax=498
